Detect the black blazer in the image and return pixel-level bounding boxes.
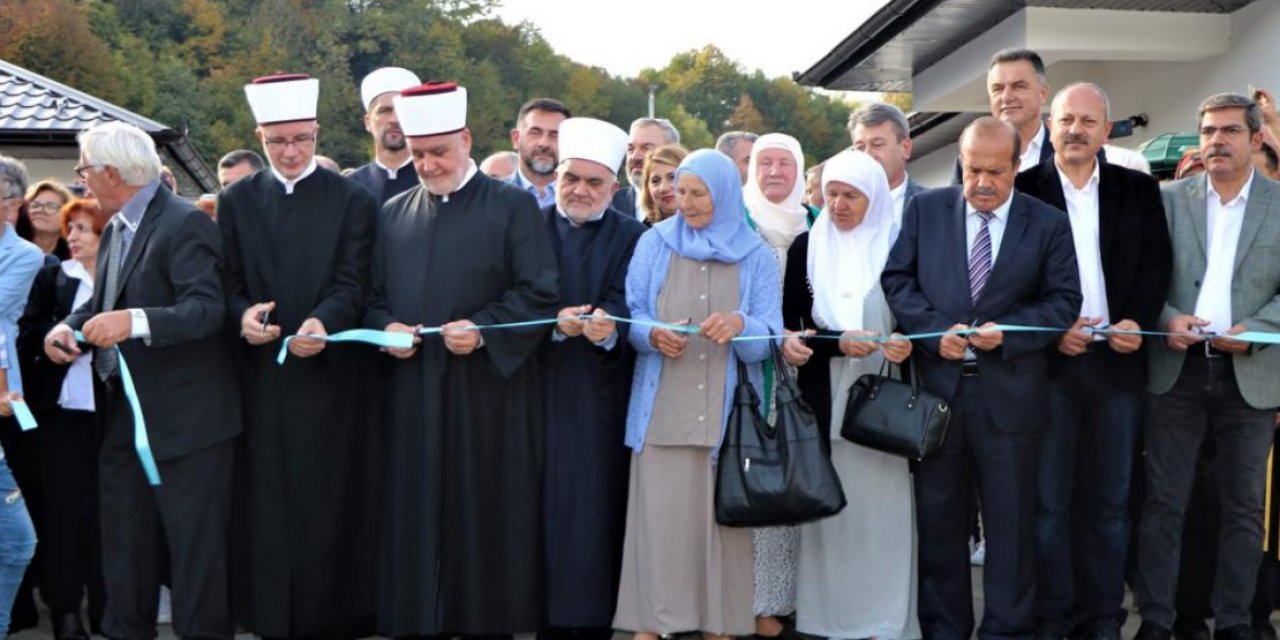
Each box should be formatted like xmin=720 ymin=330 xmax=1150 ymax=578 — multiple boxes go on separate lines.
xmin=881 ymin=187 xmax=1082 ymax=433
xmin=64 ymin=186 xmax=241 ymax=460
xmin=17 ymin=262 xmax=82 ymax=413
xmin=1016 ymin=159 xmax=1172 ymax=391
xmin=611 ymin=185 xmax=638 ymax=219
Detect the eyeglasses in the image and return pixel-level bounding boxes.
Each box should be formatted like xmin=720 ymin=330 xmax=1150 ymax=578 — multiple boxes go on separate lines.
xmin=73 ymin=163 xmax=101 ymax=178
xmin=27 ymin=201 xmax=62 ymax=214
xmin=263 ymin=134 xmax=317 ymax=149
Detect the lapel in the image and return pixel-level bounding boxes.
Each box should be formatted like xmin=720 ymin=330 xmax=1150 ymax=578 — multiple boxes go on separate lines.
xmin=1233 ymin=175 xmax=1273 ymax=277
xmin=1038 ymin=127 xmax=1054 ymax=164
xmin=1036 ymin=161 xmax=1069 ymax=211
xmin=116 ymin=187 xmax=167 ymax=290
xmin=947 ymin=191 xmax=972 ymax=314
xmin=56 ymin=269 xmax=79 ymax=314
xmin=1187 ymin=175 xmax=1209 ymax=261
xmin=1098 ymin=163 xmax=1122 ymax=267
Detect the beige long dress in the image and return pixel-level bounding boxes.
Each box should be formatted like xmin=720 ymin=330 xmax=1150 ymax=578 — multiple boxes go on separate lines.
xmin=613 ymin=255 xmax=755 ymax=636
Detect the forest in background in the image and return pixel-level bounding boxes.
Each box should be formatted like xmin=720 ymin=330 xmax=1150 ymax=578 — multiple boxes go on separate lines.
xmin=0 ymin=0 xmax=910 ymax=170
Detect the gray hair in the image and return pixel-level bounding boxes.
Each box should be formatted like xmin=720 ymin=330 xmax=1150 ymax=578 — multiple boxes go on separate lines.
xmin=1198 ymin=92 xmax=1264 ymax=134
xmin=0 ymin=154 xmax=30 ymax=200
xmin=77 ymin=121 xmax=162 ymax=186
xmin=630 ymin=118 xmax=681 ymax=145
xmin=805 ymin=161 xmax=825 ymax=180
xmin=715 ymin=131 xmax=758 ymax=156
xmin=848 ymin=102 xmax=911 ymax=141
xmin=990 ymin=48 xmax=1047 ymax=85
xmin=1053 ymin=82 xmax=1112 ymax=120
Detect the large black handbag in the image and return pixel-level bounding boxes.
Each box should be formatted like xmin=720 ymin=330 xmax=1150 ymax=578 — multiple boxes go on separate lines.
xmin=840 ymin=358 xmax=952 ymax=460
xmin=715 ymin=342 xmax=847 ymax=527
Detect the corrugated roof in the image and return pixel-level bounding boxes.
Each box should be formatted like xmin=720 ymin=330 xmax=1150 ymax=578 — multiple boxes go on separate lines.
xmin=0 ymin=58 xmax=170 ymax=134
xmin=795 ymin=0 xmax=1257 ymax=90
xmin=0 ymin=57 xmax=218 ymax=193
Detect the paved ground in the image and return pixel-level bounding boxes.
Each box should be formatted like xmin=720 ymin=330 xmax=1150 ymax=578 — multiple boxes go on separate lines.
xmin=7 ymin=569 xmax=1270 ymax=639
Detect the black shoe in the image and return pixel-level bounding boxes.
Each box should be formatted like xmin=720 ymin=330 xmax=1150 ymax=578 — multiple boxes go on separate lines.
xmin=1081 ymin=625 xmax=1121 ymax=640
xmin=53 ymin=612 xmax=90 ymax=640
xmin=1215 ymin=625 xmax=1258 ymax=640
xmin=1176 ymin=620 xmax=1212 ymax=640
xmin=1037 ymin=624 xmax=1067 ymax=640
xmin=1254 ymin=618 xmax=1277 ymax=640
xmin=1137 ymin=622 xmax=1175 ymax=640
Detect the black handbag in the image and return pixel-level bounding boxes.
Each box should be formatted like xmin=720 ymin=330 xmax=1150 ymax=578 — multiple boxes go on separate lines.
xmin=715 ymin=341 xmax=847 ymax=527
xmin=841 ymin=358 xmax=951 ymax=460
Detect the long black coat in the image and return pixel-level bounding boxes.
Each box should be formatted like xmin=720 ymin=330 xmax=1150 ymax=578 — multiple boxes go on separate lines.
xmin=366 ymin=175 xmax=560 ymax=636
xmin=217 ymin=167 xmax=379 ymax=637
xmin=539 ymin=205 xmax=645 ymax=629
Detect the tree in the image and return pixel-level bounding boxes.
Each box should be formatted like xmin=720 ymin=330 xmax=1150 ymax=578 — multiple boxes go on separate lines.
xmin=727 ymin=93 xmax=766 ymax=133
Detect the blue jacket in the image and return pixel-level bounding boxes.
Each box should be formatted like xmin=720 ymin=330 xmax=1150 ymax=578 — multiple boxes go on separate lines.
xmin=623 ymin=229 xmax=782 ymax=458
xmin=0 ymin=223 xmax=44 ymax=395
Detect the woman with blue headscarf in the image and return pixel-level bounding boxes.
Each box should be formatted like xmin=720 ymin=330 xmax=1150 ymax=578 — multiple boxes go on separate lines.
xmin=613 ymin=149 xmax=782 ymax=640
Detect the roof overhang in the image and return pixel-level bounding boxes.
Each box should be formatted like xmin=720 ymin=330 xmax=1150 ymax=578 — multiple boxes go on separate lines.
xmin=796 ymin=0 xmax=1255 ymax=93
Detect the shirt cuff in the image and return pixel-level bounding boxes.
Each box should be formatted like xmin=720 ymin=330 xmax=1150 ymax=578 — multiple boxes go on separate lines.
xmin=552 ymin=329 xmax=568 ymax=343
xmin=593 ymin=331 xmax=619 ymax=351
xmin=128 ymin=309 xmax=151 ymax=344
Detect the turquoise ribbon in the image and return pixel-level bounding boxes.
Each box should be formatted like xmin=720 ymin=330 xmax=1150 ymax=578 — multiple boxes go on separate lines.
xmin=73 ymin=331 xmax=160 ymax=486
xmin=276 ymin=328 xmax=417 ymax=365
xmin=9 ymin=399 xmax=36 ymax=431
xmin=415 ymin=317 xmax=565 ymax=335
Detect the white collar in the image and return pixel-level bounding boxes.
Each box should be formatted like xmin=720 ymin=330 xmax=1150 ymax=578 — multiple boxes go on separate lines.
xmin=890 ymin=177 xmax=908 ymax=199
xmin=966 ymin=193 xmax=1014 ymax=222
xmin=432 ymin=160 xmax=479 ymax=203
xmin=1028 ymin=122 xmax=1046 ymax=150
xmin=1208 ymin=169 xmax=1255 ymax=207
xmin=1054 ymin=159 xmax=1101 ymax=192
xmin=375 ymin=155 xmax=413 ymax=178
xmin=60 ymin=258 xmax=93 ymax=283
xmin=270 ymin=158 xmax=319 ymax=195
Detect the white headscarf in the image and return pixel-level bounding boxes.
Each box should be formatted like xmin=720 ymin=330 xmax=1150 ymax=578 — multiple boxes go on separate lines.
xmin=744 ymin=133 xmax=808 ymax=254
xmin=807 ymin=149 xmax=897 ymax=331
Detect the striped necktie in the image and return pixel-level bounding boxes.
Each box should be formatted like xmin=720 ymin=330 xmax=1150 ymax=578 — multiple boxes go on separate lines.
xmin=968 ymin=210 xmax=995 ymax=304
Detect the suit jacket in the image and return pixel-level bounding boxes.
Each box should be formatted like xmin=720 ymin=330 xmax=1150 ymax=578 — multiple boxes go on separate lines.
xmin=0 ymin=223 xmax=44 ymax=395
xmin=1016 ymin=159 xmax=1172 ymax=391
xmin=17 ymin=262 xmax=82 ymax=413
xmin=881 ymin=187 xmax=1082 ymax=433
xmin=1149 ymin=173 xmax=1280 ymax=408
xmin=904 ymin=177 xmax=927 ymax=201
xmin=64 ymin=186 xmax=241 ymax=460
xmin=611 ymin=184 xmax=638 ymax=219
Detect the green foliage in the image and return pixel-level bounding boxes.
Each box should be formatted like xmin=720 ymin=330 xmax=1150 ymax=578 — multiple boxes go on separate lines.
xmin=5 ymin=1 xmax=859 ymax=171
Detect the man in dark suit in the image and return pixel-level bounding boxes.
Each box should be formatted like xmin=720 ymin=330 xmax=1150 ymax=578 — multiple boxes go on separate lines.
xmin=882 ymin=117 xmax=1082 ymax=640
xmin=850 ymin=101 xmax=927 ymax=226
xmin=1135 ymin=93 xmax=1280 ymax=640
xmin=1015 ymin=83 xmax=1172 ymax=640
xmin=952 ymin=48 xmax=1055 ymax=184
xmin=44 ymin=122 xmax=240 ymax=640
xmin=612 ymin=117 xmax=680 ymax=220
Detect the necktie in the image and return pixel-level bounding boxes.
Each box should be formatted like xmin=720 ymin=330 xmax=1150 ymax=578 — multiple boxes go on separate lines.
xmin=93 ymin=222 xmax=124 ymax=381
xmin=968 ymin=210 xmax=995 ymax=304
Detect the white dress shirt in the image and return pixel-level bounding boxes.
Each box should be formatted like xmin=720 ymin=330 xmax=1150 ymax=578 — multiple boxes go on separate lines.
xmin=1056 ymin=162 xmax=1111 ymax=331
xmin=1018 ymin=122 xmax=1046 ymax=173
xmin=57 ymin=260 xmax=95 ymax=412
xmin=890 ymin=177 xmax=908 ymax=227
xmin=1194 ymin=171 xmax=1255 ymax=334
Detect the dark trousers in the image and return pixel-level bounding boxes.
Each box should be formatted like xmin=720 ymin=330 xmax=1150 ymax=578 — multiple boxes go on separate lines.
xmin=916 ymin=377 xmax=1038 ymax=640
xmin=38 ymin=408 xmax=105 ymax=619
xmin=97 ymin=384 xmax=233 ymax=640
xmin=1137 ymin=352 xmax=1273 ymax=628
xmin=1036 ymin=355 xmax=1142 ymax=632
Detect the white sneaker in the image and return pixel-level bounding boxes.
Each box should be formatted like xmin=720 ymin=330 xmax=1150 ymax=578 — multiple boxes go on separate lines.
xmin=970 ymin=541 xmax=986 ymax=566
xmin=157 ymin=586 xmax=172 ymax=624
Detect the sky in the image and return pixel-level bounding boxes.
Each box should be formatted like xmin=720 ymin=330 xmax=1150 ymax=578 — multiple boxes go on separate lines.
xmin=492 ymin=0 xmax=890 ymax=80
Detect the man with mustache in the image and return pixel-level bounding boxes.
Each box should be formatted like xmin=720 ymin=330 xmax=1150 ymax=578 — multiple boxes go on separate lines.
xmin=1015 ymin=83 xmax=1172 ymax=640
xmin=538 ymin=117 xmax=646 ymax=640
xmin=613 ymin=118 xmax=681 ymax=220
xmin=350 ymin=66 xmax=423 ymax=204
xmin=1134 ymin=93 xmax=1280 ymax=640
xmin=509 ymin=98 xmax=572 ymax=209
xmin=882 ymin=116 xmax=1082 ymax=640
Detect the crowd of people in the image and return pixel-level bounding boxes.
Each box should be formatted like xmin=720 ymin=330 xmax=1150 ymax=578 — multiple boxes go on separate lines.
xmin=0 ymin=45 xmax=1279 ymax=640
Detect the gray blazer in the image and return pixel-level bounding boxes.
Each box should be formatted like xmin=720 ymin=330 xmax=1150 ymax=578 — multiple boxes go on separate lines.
xmin=1149 ymin=173 xmax=1280 ymax=408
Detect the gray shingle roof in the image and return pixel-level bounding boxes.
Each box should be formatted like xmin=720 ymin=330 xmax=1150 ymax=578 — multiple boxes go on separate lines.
xmin=0 ymin=58 xmax=171 ymax=134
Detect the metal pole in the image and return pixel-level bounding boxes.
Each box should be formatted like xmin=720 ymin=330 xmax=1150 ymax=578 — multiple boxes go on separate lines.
xmin=648 ymin=85 xmax=656 ymax=118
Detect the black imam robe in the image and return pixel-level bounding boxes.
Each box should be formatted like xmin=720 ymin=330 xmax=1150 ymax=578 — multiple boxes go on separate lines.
xmin=216 ymin=167 xmax=380 ymax=637
xmin=348 ymin=161 xmax=419 ymax=205
xmin=539 ymin=205 xmax=646 ymax=629
xmin=365 ymin=173 xmax=561 ymax=636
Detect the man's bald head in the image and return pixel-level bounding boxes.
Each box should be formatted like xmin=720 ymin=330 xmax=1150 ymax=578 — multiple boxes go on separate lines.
xmin=959 ymin=117 xmax=1021 ymax=212
xmin=960 ymin=117 xmax=1021 ymax=166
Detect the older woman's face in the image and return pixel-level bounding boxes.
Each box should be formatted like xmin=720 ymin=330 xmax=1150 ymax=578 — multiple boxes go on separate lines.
xmin=677 ymin=172 xmax=715 ymax=230
xmin=755 ymin=148 xmax=797 ymax=204
xmin=66 ymin=212 xmax=101 ymax=264
xmin=27 ymin=190 xmax=67 ymax=235
xmin=825 ymin=180 xmax=869 ymax=232
xmin=647 ymin=161 xmax=679 ymax=217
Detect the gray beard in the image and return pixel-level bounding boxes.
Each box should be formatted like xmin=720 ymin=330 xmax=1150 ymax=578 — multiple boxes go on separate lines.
xmin=524 ymin=154 xmax=556 ymax=176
